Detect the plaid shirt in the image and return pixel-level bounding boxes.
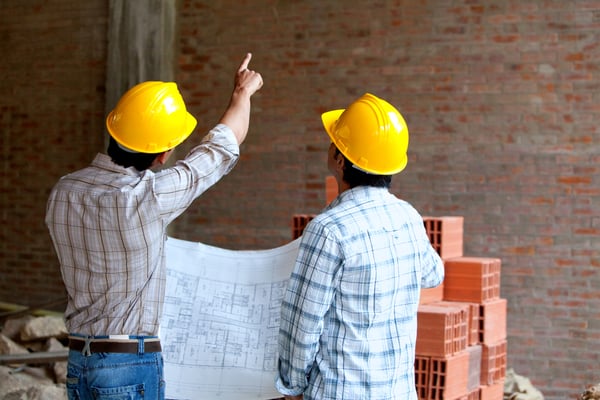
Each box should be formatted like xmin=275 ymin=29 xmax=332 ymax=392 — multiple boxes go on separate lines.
xmin=45 ymin=124 xmax=239 ymax=336
xmin=276 ymin=186 xmax=444 ymax=400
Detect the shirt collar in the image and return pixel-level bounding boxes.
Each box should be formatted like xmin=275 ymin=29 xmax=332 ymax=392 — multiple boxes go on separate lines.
xmin=91 ymin=153 xmax=143 ymax=176
xmin=327 ymin=186 xmax=389 ymax=209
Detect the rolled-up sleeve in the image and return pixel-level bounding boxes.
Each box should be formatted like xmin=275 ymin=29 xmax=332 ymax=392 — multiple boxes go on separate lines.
xmin=154 ymin=124 xmax=239 ymax=223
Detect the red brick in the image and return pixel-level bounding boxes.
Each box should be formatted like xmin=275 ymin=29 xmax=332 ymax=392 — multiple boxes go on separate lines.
xmin=431 ymin=301 xmax=470 ymax=355
xmin=468 ymin=303 xmax=481 ymax=345
xmin=420 ymin=284 xmax=444 ymax=305
xmin=428 ymin=350 xmax=471 ymax=400
xmin=480 ymin=341 xmax=507 ymax=386
xmin=422 ymin=216 xmax=464 ymax=260
xmin=479 ymin=380 xmax=505 ymax=400
xmin=417 ymin=303 xmax=468 ymax=357
xmin=453 ymin=390 xmax=481 ymax=400
xmin=291 ymin=214 xmax=316 ymax=239
xmin=478 ymin=299 xmax=507 ymax=344
xmin=467 ymin=390 xmax=481 ymax=400
xmin=443 ymin=257 xmax=501 ymax=303
xmin=417 ymin=304 xmax=455 ymax=357
xmin=414 ymin=355 xmax=430 ymax=400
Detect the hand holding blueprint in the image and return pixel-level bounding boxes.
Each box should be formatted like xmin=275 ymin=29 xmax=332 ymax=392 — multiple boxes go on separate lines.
xmin=160 ymin=236 xmax=300 ymax=400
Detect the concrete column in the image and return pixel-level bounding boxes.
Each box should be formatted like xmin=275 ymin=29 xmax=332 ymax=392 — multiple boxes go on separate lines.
xmin=105 ymin=0 xmax=178 ymax=119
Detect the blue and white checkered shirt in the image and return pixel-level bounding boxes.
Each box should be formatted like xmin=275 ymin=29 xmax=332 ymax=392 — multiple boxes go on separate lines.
xmin=276 ymin=186 xmax=444 ymax=399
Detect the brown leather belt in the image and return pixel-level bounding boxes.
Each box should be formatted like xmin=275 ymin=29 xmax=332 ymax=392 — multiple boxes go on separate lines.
xmin=69 ymin=338 xmax=161 ymax=354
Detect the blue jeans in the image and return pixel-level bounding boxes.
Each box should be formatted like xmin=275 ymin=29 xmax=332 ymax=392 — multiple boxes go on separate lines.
xmin=66 ymin=349 xmax=165 ymax=399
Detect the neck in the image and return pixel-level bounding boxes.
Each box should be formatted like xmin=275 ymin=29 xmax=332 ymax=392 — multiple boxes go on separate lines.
xmin=337 ymin=179 xmax=351 ymax=195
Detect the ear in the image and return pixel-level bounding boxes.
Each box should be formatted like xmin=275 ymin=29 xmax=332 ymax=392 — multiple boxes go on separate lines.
xmin=151 ymin=149 xmax=173 ymax=168
xmin=156 ymin=149 xmax=173 ymax=165
xmin=334 ymin=150 xmax=345 ymax=173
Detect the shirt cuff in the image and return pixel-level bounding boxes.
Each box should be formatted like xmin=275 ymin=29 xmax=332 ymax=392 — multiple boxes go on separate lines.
xmin=211 ymin=123 xmax=237 ymax=143
xmin=195 ymin=123 xmax=239 ymax=157
xmin=275 ymin=377 xmax=304 ymax=397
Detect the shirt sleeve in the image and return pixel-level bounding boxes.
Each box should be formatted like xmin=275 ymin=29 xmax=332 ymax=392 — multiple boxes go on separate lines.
xmin=276 ymin=220 xmax=340 ymax=396
xmin=153 ymin=124 xmax=240 ymax=223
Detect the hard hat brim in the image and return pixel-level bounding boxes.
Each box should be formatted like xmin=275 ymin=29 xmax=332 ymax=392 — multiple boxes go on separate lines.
xmin=321 ymin=109 xmax=345 ymax=143
xmin=106 ymin=109 xmax=197 ymax=154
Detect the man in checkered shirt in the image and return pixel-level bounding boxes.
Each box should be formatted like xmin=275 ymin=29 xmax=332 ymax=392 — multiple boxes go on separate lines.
xmin=276 ymin=93 xmax=444 ymax=400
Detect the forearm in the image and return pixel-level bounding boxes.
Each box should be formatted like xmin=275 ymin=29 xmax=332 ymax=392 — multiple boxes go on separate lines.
xmin=217 ymin=53 xmax=263 ymax=145
xmin=218 ymin=88 xmax=252 ymax=145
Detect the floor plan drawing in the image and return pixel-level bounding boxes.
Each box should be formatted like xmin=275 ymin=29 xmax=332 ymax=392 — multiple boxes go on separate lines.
xmin=160 ymin=236 xmax=300 ymax=400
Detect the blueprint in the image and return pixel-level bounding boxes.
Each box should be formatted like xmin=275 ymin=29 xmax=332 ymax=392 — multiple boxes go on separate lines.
xmin=160 ymin=236 xmax=300 ymax=400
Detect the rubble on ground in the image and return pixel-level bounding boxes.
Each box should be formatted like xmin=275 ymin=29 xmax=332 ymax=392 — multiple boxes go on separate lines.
xmin=580 ymin=382 xmax=600 ymax=400
xmin=0 ymin=314 xmax=67 ymax=400
xmin=504 ymin=368 xmax=544 ymax=400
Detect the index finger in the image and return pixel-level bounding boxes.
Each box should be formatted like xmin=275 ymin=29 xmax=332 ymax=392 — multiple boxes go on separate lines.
xmin=238 ymin=53 xmax=252 ymax=72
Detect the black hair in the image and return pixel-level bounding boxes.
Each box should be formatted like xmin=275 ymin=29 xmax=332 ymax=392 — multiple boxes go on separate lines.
xmin=336 ymin=147 xmax=392 ymax=189
xmin=107 ymin=137 xmax=162 ymax=171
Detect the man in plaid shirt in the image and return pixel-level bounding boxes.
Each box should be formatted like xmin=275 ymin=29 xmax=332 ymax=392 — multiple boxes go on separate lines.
xmin=276 ymin=93 xmax=444 ymax=400
xmin=46 ymin=53 xmax=263 ymax=400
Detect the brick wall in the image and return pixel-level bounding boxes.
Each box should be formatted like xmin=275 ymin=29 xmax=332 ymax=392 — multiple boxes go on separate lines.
xmin=1 ymin=1 xmax=598 ymax=399
xmin=0 ymin=1 xmax=108 ymax=305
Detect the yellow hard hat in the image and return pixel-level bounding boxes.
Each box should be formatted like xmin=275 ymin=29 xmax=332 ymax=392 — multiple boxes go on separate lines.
xmin=106 ymin=81 xmax=197 ymax=153
xmin=321 ymin=93 xmax=409 ymax=175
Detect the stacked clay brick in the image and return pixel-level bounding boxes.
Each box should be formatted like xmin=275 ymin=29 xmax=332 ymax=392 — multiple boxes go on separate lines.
xmin=291 ymin=178 xmax=507 ymax=400
xmin=417 ymin=216 xmax=507 ymax=400
xmin=290 ymin=176 xmax=335 ymax=240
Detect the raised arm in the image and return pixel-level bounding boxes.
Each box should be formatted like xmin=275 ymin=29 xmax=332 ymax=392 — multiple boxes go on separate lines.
xmin=218 ymin=53 xmax=264 ymax=145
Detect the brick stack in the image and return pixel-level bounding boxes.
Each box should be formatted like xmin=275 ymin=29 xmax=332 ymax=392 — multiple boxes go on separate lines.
xmin=420 ymin=216 xmax=464 ymax=304
xmin=290 ymin=176 xmax=336 ymax=239
xmin=291 ymin=214 xmax=316 ymax=240
xmin=418 ymin=216 xmax=507 ymax=400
